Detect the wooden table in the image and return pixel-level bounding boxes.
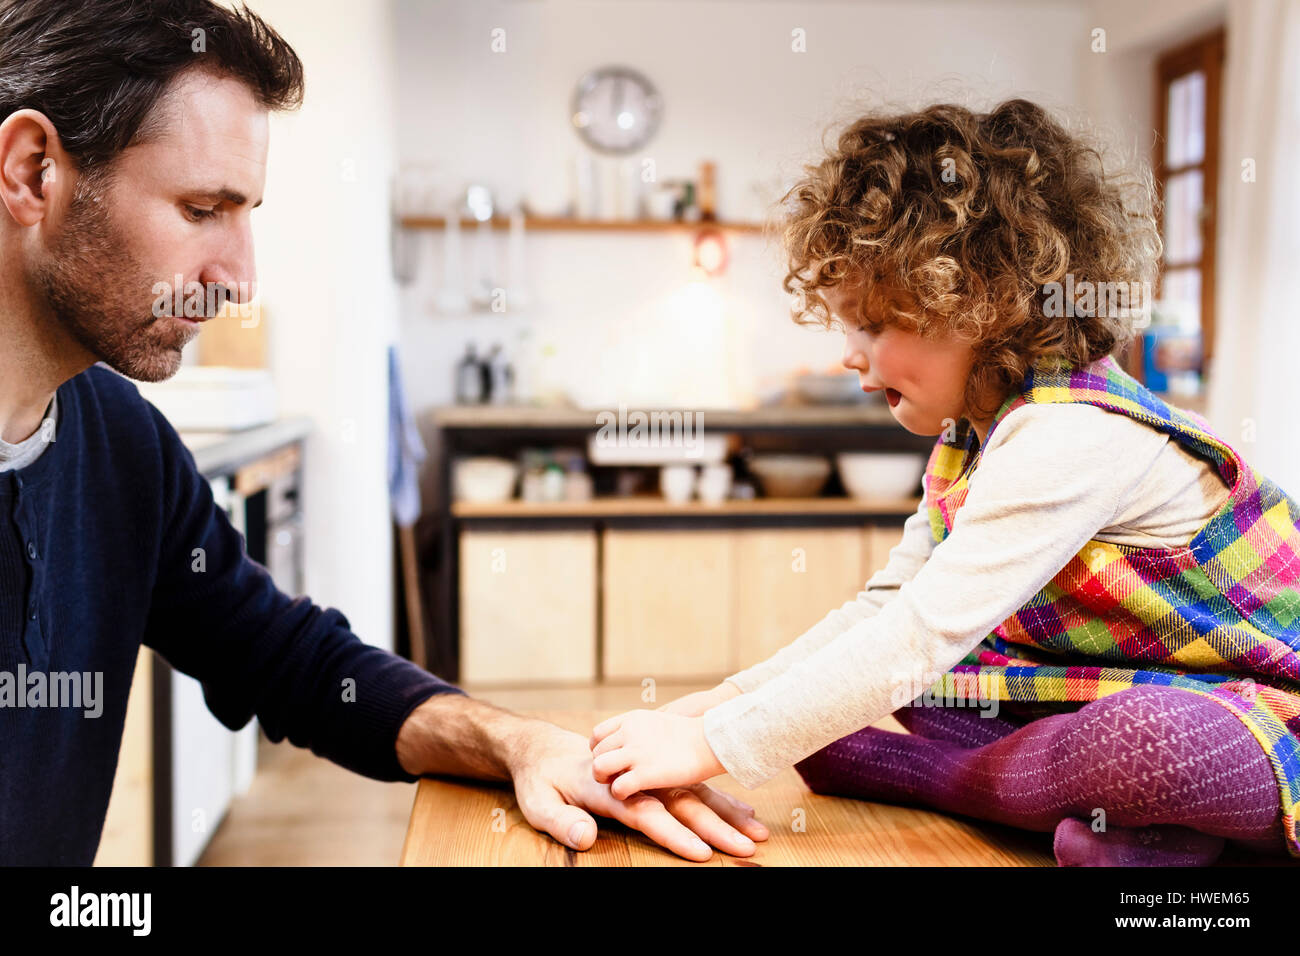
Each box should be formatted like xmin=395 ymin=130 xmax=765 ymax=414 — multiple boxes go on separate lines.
xmin=400 ymin=709 xmax=1055 ymax=866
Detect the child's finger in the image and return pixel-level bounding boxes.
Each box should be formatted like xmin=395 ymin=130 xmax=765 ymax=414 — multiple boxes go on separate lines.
xmin=611 ymin=770 xmax=645 ymax=801
xmin=592 ymin=748 xmax=633 ymax=787
xmin=589 ymin=713 xmax=625 ymax=747
xmin=590 ymin=729 xmax=625 ymax=759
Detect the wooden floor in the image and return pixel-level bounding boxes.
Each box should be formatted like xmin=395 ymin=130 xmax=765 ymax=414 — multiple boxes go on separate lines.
xmin=198 ymin=681 xmax=1293 ymax=867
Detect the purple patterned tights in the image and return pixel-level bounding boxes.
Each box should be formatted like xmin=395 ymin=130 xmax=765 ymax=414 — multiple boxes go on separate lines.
xmin=793 ymin=686 xmax=1287 ymax=865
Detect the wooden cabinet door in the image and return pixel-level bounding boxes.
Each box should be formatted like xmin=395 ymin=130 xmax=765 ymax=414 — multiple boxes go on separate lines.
xmin=460 ymin=530 xmax=597 ymax=684
xmin=732 ymin=528 xmax=867 ymax=670
xmin=862 ymin=522 xmax=906 ymax=587
xmin=94 ymin=647 xmax=153 ymax=866
xmin=602 ymin=529 xmax=734 ymax=681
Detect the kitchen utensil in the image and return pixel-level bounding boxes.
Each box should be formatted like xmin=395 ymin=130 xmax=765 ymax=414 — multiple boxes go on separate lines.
xmin=434 ymin=202 xmax=470 ymax=313
xmin=836 ymin=452 xmax=926 ymax=500
xmin=466 ymin=185 xmax=498 ymax=308
xmin=454 ymin=456 xmax=518 ymax=503
xmin=748 ymin=454 xmax=831 ymax=498
xmin=505 ymin=208 xmax=531 ymax=310
xmin=660 ymin=464 xmax=696 ymax=503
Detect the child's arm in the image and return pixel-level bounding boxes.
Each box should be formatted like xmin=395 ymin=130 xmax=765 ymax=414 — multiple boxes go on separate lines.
xmin=653 ymin=497 xmax=934 ymax=719
xmin=657 ymin=681 xmax=742 ymax=717
xmin=699 ymin=402 xmax=1164 ymax=790
xmin=724 ymin=494 xmax=937 ymax=695
xmin=655 ymin=506 xmax=934 ymax=718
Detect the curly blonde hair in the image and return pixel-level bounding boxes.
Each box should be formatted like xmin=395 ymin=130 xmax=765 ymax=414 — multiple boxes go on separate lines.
xmin=780 ymin=98 xmax=1163 ymax=423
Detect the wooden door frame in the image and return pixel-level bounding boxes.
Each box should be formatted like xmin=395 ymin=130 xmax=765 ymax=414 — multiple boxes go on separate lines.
xmin=1140 ymin=26 xmax=1225 ymax=385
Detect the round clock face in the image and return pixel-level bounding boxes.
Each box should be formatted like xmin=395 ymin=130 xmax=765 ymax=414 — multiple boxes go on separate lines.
xmin=570 ymin=66 xmax=663 ymax=155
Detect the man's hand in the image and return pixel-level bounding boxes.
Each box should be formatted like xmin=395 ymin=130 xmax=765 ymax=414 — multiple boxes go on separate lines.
xmin=395 ymin=693 xmax=767 ymax=862
xmin=589 ymin=710 xmax=726 ymax=799
xmin=510 ymin=720 xmax=766 ymax=861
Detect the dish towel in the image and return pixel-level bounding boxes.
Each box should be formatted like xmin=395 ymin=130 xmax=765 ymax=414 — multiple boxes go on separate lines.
xmin=387 ymin=344 xmax=426 ymax=527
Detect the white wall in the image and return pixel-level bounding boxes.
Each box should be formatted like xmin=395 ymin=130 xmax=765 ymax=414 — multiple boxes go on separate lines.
xmin=250 ymin=0 xmax=402 ymax=651
xmin=1078 ymin=0 xmax=1226 ymax=193
xmin=391 ymin=0 xmax=1095 ymax=411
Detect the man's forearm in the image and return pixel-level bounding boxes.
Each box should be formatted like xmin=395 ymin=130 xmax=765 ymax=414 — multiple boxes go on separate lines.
xmin=395 ymin=692 xmax=546 ymax=781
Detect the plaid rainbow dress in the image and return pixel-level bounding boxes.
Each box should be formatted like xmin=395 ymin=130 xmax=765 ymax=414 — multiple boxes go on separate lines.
xmin=922 ymin=353 xmax=1300 ymax=857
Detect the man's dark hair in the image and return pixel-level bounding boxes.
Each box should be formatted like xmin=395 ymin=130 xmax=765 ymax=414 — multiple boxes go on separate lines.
xmin=0 ymin=0 xmax=304 ymax=173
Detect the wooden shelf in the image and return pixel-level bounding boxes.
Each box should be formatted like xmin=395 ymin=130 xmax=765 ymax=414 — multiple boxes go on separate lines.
xmin=452 ymin=494 xmax=921 ymax=519
xmin=399 ymin=215 xmax=764 ymax=234
xmin=426 ymin=403 xmax=900 ymax=429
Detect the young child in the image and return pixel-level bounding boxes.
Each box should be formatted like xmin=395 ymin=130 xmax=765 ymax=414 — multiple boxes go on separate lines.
xmin=589 ymin=98 xmax=1300 ymax=866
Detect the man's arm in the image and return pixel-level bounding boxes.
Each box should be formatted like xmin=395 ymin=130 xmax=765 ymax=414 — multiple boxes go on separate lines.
xmin=140 ymin=402 xmax=464 ymax=782
xmin=140 ymin=404 xmax=766 ymax=858
xmin=395 ymin=691 xmax=529 ymax=781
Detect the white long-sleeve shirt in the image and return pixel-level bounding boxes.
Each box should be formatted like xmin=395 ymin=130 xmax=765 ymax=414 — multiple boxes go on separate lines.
xmin=702 ymin=400 xmax=1233 ymax=789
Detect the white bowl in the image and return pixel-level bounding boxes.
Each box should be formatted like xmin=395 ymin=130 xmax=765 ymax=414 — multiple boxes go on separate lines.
xmin=748 ymin=454 xmax=831 ymax=498
xmin=836 ymin=452 xmax=926 ymax=500
xmin=660 ymin=464 xmax=697 ymax=503
xmin=454 ymin=457 xmax=519 ymax=503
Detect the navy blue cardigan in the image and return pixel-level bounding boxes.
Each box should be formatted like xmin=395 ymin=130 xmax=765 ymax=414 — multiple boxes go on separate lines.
xmin=0 ymin=364 xmax=464 ymax=865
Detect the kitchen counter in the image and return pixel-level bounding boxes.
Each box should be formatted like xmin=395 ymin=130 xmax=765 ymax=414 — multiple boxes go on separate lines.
xmin=180 ymin=416 xmax=314 ymax=478
xmin=415 ymin=401 xmax=932 ymax=684
xmin=400 ymin=707 xmax=1054 ymax=866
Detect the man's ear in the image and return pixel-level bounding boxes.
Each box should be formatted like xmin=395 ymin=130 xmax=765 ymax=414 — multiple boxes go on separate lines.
xmin=0 ymin=109 xmax=69 ymax=227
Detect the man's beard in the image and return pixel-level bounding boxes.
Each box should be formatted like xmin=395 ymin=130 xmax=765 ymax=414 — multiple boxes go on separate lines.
xmin=28 ymin=169 xmax=198 ymax=383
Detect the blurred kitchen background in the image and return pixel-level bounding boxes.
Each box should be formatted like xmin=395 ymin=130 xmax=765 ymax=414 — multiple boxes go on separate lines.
xmin=100 ymin=0 xmax=1300 ymax=865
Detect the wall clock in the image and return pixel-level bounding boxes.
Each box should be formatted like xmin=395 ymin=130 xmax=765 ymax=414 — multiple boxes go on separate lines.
xmin=570 ymin=66 xmax=663 ymax=155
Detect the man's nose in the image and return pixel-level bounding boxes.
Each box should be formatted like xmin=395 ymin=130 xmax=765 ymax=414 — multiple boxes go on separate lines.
xmin=201 ymin=223 xmax=258 ymax=311
xmin=199 ymin=260 xmax=257 ymax=313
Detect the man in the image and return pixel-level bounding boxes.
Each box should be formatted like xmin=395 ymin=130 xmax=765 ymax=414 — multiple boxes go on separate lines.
xmin=0 ymin=0 xmax=767 ymax=865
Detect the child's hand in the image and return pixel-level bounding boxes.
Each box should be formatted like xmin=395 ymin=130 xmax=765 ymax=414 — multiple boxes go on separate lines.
xmin=656 ymin=681 xmax=743 ymax=717
xmin=588 ymin=710 xmax=726 ymax=799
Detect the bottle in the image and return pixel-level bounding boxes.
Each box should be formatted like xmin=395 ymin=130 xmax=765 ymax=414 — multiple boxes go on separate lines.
xmin=520 ymin=450 xmax=546 ymax=502
xmin=675 ymin=181 xmax=697 ymax=221
xmin=563 ymin=452 xmax=593 ymax=501
xmin=542 ymin=462 xmax=565 ymax=502
xmin=698 ymin=161 xmax=717 ymax=221
xmin=455 ymin=343 xmax=485 ymax=404
xmin=483 ymin=344 xmax=500 ymax=403
xmin=485 ymin=343 xmax=515 ymax=405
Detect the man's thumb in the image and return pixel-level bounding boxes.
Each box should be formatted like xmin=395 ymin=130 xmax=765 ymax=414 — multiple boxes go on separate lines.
xmin=520 ymin=788 xmax=597 ymax=851
xmin=552 ymin=806 xmax=597 ymax=850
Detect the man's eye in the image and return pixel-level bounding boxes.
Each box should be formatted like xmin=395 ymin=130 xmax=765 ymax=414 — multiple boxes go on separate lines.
xmin=184 ymin=205 xmax=217 ymax=221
